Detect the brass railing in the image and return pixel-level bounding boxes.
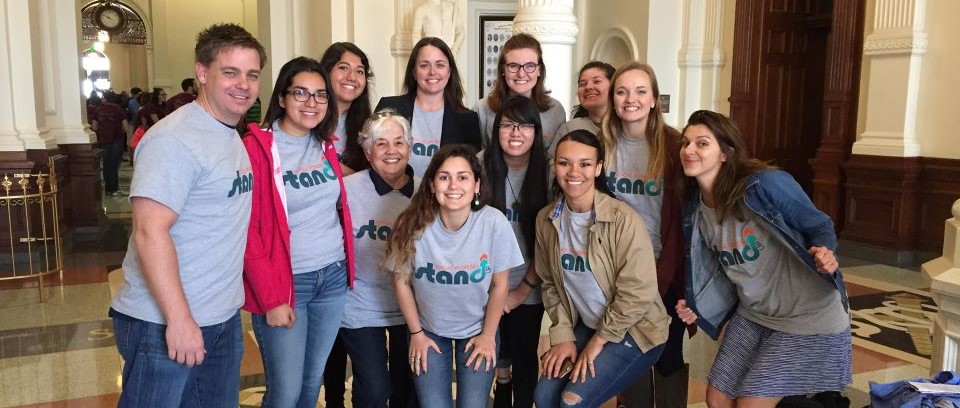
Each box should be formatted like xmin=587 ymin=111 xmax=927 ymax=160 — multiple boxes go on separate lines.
xmin=0 ymin=157 xmax=63 ymax=300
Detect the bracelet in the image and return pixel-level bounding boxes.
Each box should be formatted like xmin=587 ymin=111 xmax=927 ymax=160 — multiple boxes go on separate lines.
xmin=410 ymin=328 xmax=424 ymax=335
xmin=522 ymin=277 xmax=538 ymax=289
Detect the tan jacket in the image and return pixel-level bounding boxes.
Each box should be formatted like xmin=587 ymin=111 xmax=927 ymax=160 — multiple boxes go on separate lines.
xmin=534 ymin=192 xmax=670 ymax=352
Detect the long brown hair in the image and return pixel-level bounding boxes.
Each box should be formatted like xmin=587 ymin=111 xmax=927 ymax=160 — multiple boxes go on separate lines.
xmin=485 ymin=33 xmax=552 ymax=112
xmin=383 ymin=144 xmax=492 ymax=275
xmin=599 ymin=62 xmax=670 ymax=180
xmin=402 ymin=37 xmax=468 ymax=112
xmin=682 ymin=110 xmax=773 ymax=222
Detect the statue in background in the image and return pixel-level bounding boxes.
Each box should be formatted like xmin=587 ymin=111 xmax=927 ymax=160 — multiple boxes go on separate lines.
xmin=412 ymin=0 xmax=464 ymax=53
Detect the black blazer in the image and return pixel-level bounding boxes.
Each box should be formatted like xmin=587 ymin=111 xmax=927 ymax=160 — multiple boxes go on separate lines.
xmin=375 ymin=93 xmax=482 ymax=151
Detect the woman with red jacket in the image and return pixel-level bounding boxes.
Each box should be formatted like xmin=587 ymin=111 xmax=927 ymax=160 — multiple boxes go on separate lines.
xmin=240 ymin=56 xmax=355 ymax=408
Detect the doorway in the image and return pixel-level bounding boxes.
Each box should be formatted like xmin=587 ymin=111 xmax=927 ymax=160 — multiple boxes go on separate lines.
xmin=728 ymin=0 xmax=835 ymax=194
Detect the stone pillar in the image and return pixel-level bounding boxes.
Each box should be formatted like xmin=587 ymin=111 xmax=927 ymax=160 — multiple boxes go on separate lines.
xmin=391 ymin=0 xmax=417 ymax=94
xmin=924 ymin=199 xmax=960 ymax=374
xmin=852 ymin=0 xmax=926 ymax=157
xmin=677 ymin=0 xmax=726 ymax=122
xmin=3 ymin=0 xmax=55 ymax=152
xmin=513 ymin=0 xmax=578 ymax=114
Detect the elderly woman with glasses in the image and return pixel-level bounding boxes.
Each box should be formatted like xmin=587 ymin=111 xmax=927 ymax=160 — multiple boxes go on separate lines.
xmin=240 ymin=56 xmax=355 ymax=408
xmin=338 ymin=110 xmax=421 ymax=408
xmin=474 ymin=33 xmax=566 ymax=151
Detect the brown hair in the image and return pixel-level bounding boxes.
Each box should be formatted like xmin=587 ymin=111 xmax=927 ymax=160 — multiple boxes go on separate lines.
xmin=682 ymin=110 xmax=773 ymax=222
xmin=485 ymin=33 xmax=552 ymax=112
xmin=195 ymin=23 xmax=266 ymax=68
xmin=599 ymin=62 xmax=671 ymax=179
xmin=382 ymin=144 xmax=491 ymax=274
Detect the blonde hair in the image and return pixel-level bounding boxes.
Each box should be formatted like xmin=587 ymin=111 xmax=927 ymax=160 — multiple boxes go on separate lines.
xmin=599 ymin=62 xmax=669 ymax=180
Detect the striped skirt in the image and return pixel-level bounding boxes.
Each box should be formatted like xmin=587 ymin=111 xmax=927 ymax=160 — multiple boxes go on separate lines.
xmin=707 ymin=313 xmax=852 ymax=398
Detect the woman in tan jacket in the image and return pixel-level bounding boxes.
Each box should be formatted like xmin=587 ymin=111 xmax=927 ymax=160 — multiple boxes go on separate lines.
xmin=534 ymin=130 xmax=670 ymax=407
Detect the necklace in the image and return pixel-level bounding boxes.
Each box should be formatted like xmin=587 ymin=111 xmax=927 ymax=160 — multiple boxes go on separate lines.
xmin=505 ymin=169 xmax=524 ymax=205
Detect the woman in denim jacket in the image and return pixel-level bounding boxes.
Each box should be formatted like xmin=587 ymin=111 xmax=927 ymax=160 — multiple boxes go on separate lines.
xmin=675 ymin=110 xmax=851 ymax=408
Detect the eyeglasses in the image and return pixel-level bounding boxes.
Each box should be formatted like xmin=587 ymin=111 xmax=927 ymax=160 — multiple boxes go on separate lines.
xmin=498 ymin=122 xmax=536 ymax=133
xmin=505 ymin=62 xmax=539 ymax=74
xmin=286 ymin=88 xmax=329 ymax=104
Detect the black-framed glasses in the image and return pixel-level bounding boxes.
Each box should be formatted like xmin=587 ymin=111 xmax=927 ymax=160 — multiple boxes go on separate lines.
xmin=498 ymin=122 xmax=536 ymax=133
xmin=505 ymin=62 xmax=539 ymax=74
xmin=286 ymin=88 xmax=329 ymax=104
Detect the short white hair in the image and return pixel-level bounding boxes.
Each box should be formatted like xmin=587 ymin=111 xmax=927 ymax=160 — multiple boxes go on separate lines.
xmin=358 ymin=109 xmax=413 ymax=151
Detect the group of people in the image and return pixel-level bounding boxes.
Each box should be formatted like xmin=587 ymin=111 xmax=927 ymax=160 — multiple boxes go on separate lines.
xmin=109 ymin=21 xmax=852 ymax=408
xmin=87 ymin=79 xmax=198 ymax=197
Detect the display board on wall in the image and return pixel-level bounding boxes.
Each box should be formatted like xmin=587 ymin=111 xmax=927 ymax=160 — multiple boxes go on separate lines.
xmin=479 ymin=15 xmax=514 ymax=98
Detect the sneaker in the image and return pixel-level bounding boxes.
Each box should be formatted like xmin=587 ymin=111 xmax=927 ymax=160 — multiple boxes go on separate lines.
xmin=110 ymin=190 xmax=129 ymax=197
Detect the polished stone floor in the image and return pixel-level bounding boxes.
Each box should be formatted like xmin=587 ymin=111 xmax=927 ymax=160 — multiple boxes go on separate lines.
xmin=0 ymin=159 xmax=939 ymax=407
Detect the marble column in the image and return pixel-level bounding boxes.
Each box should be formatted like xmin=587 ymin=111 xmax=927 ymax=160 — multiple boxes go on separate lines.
xmin=852 ymin=0 xmax=927 ymax=157
xmin=924 ymin=199 xmax=960 ymax=374
xmin=677 ymin=0 xmax=726 ymax=122
xmin=513 ymin=0 xmax=578 ymax=114
xmin=391 ymin=0 xmax=416 ymax=94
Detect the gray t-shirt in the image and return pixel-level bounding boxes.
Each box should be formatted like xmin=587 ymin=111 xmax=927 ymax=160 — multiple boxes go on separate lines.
xmin=342 ymin=170 xmax=420 ymax=329
xmin=473 ymin=96 xmax=566 ymax=151
xmin=409 ymin=106 xmax=444 ymax=176
xmin=504 ymin=167 xmax=542 ymax=305
xmin=550 ymin=117 xmax=601 ymax=158
xmin=698 ymin=203 xmax=849 ymax=335
xmin=412 ymin=206 xmax=524 ymax=338
xmin=607 ymin=137 xmax=663 ymax=259
xmin=113 ymin=102 xmax=252 ymax=326
xmin=333 ymin=114 xmax=347 ymax=156
xmin=274 ymin=122 xmax=345 ymax=274
xmin=558 ymin=204 xmax=607 ymax=329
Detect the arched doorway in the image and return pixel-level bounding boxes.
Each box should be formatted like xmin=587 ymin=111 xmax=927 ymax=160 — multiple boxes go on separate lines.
xmin=80 ymin=1 xmax=149 ymax=97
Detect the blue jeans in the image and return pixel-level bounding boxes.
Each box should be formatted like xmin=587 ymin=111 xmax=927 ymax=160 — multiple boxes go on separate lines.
xmin=111 ymin=308 xmax=243 ymax=408
xmin=101 ymin=139 xmax=124 ymax=193
xmin=534 ymin=323 xmax=665 ymax=408
xmin=341 ymin=325 xmax=418 ymax=408
xmin=414 ymin=329 xmax=500 ymax=408
xmin=251 ymin=260 xmax=348 ymax=408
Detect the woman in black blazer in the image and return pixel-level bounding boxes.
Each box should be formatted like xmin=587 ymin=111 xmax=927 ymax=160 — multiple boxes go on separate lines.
xmin=375 ymin=37 xmax=482 ymax=176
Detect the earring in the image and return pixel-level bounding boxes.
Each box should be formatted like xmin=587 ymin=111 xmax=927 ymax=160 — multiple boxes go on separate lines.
xmin=473 ymin=192 xmax=480 ymax=206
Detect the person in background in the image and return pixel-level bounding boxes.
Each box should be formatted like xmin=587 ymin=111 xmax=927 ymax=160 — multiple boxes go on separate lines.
xmin=474 ymin=33 xmax=566 ymax=151
xmin=165 ymin=77 xmax=198 ymax=115
xmin=384 ymin=144 xmax=523 ymax=408
xmin=138 ymin=87 xmax=167 ymax=130
xmin=340 ymin=110 xmax=419 ymax=408
xmin=533 ymin=130 xmax=669 ymax=408
xmin=375 ymin=37 xmax=481 ymax=175
xmin=240 ymin=55 xmax=354 ymax=408
xmin=318 ymin=41 xmax=375 ymax=408
xmin=550 ymin=61 xmax=614 ymax=157
xmin=676 ymin=110 xmax=851 ymax=408
xmin=109 ymin=23 xmax=265 ymax=408
xmin=86 ymin=90 xmax=101 ymax=125
xmin=127 ymin=86 xmax=142 ymax=125
xmin=92 ymin=91 xmax=129 ymax=197
xmin=318 ymin=42 xmax=374 ymax=174
xmin=481 ymin=95 xmax=550 ymax=408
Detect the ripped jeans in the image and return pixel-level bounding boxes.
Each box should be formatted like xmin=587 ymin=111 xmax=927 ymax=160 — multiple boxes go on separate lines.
xmin=534 ymin=323 xmax=664 ymax=407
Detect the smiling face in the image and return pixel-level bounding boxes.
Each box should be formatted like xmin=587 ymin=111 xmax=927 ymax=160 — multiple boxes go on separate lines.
xmin=680 ymin=124 xmax=727 ymax=190
xmin=612 ymin=68 xmax=656 ymax=129
xmin=195 ymin=46 xmax=261 ymax=124
xmin=577 ymin=67 xmax=611 ymax=117
xmin=502 ymin=48 xmax=541 ymax=97
xmin=497 ymin=116 xmax=536 ymax=162
xmin=278 ymin=71 xmax=327 ymax=136
xmin=365 ymin=119 xmax=411 ymax=181
xmin=329 ymin=51 xmax=367 ymax=110
xmin=432 ymin=156 xmax=480 ymax=214
xmin=414 ymin=45 xmax=450 ymax=97
xmin=554 ymin=140 xmax=602 ymax=211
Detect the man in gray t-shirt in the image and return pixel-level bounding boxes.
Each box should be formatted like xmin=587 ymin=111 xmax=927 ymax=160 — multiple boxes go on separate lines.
xmin=109 ymin=24 xmax=266 ymax=408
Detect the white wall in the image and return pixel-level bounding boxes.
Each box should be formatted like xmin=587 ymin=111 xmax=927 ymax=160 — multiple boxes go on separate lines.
xmin=915 ymin=0 xmax=960 ymax=159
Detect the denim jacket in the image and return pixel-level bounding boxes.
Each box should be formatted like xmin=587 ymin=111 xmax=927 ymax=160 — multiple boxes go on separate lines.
xmin=682 ymin=170 xmax=849 ymax=339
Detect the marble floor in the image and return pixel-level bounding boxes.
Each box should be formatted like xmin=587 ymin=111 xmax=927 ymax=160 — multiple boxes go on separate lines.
xmin=0 ymin=158 xmax=940 ymax=407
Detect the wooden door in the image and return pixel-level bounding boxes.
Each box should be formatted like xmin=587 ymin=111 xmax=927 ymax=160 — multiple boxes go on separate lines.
xmin=729 ymin=0 xmax=832 ymax=194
